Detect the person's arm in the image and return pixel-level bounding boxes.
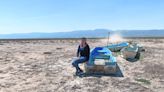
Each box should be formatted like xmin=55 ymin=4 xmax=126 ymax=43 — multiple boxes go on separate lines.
xmin=77 ymin=45 xmax=80 ymax=57
xmin=86 ymin=45 xmax=90 ymax=58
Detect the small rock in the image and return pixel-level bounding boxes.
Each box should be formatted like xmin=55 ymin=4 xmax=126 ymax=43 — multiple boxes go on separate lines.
xmin=56 ymin=47 xmax=62 ymax=50
xmin=43 ymin=52 xmax=52 ymax=54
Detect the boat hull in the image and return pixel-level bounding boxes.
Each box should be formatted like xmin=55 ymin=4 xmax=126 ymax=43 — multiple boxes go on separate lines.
xmin=85 ymin=64 xmax=117 ymax=74
xmin=85 ymin=47 xmax=117 ymax=74
xmin=121 ymin=45 xmax=139 ymax=59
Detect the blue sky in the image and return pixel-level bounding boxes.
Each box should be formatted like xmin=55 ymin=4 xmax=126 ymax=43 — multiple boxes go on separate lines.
xmin=0 ymin=0 xmax=164 ymax=34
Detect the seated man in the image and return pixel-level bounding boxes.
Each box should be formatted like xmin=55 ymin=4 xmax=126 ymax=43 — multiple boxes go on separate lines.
xmin=72 ymin=37 xmax=90 ymax=75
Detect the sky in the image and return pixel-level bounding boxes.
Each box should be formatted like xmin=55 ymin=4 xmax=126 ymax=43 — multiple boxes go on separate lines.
xmin=0 ymin=0 xmax=164 ymax=34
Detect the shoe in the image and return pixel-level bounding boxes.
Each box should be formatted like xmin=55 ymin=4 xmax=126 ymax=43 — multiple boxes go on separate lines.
xmin=75 ymin=71 xmax=80 ymax=76
xmin=75 ymin=70 xmax=84 ymax=76
xmin=79 ymin=69 xmax=83 ymax=73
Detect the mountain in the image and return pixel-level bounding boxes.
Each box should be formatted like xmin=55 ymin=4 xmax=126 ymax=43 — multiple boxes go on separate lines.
xmin=0 ymin=29 xmax=164 ymax=39
xmin=117 ymin=30 xmax=164 ymax=37
xmin=0 ymin=29 xmax=111 ymax=39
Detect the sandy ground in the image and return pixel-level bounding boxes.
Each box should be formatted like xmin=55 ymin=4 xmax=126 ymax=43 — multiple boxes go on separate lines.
xmin=0 ymin=38 xmax=164 ymax=92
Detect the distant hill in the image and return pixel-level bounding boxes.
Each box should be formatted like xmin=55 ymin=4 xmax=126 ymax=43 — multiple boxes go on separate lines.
xmin=0 ymin=29 xmax=164 ymax=39
xmin=0 ymin=29 xmax=111 ymax=39
xmin=116 ymin=30 xmax=164 ymax=37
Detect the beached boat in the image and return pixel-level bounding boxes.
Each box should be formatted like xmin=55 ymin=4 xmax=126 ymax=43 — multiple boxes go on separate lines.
xmin=106 ymin=42 xmax=129 ymax=52
xmin=84 ymin=47 xmax=117 ymax=74
xmin=121 ymin=44 xmax=139 ymax=59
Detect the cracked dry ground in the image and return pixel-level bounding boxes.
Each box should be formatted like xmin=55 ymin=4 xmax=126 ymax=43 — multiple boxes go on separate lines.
xmin=0 ymin=39 xmax=164 ymax=92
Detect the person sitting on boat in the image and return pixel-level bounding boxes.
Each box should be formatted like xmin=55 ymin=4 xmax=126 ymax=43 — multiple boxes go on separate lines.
xmin=72 ymin=37 xmax=90 ymax=75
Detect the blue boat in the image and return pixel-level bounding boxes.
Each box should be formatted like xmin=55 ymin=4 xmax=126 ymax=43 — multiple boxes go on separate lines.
xmin=106 ymin=42 xmax=129 ymax=52
xmin=85 ymin=47 xmax=117 ymax=74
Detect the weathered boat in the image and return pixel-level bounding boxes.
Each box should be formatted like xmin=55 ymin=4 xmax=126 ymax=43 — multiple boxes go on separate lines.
xmin=121 ymin=44 xmax=139 ymax=59
xmin=84 ymin=47 xmax=117 ymax=74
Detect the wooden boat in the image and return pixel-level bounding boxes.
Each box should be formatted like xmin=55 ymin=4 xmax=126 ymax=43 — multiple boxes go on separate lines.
xmin=84 ymin=47 xmax=117 ymax=74
xmin=121 ymin=44 xmax=139 ymax=59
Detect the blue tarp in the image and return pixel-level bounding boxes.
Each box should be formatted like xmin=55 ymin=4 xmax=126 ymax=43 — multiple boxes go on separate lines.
xmin=88 ymin=47 xmax=116 ymax=65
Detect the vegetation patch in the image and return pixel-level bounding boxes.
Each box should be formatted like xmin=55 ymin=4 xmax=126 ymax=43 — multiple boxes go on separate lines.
xmin=135 ymin=78 xmax=151 ymax=85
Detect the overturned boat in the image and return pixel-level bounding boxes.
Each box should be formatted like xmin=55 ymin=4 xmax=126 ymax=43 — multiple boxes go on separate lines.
xmin=84 ymin=47 xmax=117 ymax=74
xmin=106 ymin=42 xmax=129 ymax=52
xmin=121 ymin=44 xmax=139 ymax=59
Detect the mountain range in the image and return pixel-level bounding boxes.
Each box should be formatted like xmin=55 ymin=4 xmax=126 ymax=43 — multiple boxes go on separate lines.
xmin=0 ymin=29 xmax=164 ymax=39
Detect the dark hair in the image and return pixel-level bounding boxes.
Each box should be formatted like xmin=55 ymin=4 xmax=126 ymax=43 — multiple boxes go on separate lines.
xmin=81 ymin=37 xmax=86 ymax=40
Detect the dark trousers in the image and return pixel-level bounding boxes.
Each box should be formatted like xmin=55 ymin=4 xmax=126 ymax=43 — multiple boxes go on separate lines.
xmin=72 ymin=57 xmax=87 ymax=71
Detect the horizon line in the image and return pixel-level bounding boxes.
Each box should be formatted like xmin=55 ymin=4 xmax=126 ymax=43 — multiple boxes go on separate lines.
xmin=0 ymin=28 xmax=164 ymax=35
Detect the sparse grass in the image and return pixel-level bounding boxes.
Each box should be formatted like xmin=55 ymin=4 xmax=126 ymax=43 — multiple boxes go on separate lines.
xmin=135 ymin=78 xmax=151 ymax=85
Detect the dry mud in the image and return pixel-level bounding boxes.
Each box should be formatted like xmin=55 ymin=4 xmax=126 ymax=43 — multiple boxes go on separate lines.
xmin=0 ymin=38 xmax=164 ymax=92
